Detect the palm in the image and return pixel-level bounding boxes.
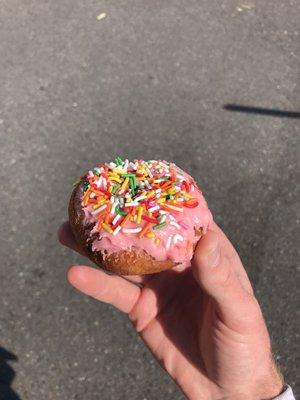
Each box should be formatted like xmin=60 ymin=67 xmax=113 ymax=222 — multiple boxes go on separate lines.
xmin=130 ymin=267 xmax=213 ymax=399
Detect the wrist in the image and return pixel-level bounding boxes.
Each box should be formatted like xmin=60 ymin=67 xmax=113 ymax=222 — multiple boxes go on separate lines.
xmin=219 ymin=361 xmax=284 ymax=400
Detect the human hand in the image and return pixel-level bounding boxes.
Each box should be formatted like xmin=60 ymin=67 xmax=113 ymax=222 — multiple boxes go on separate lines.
xmin=58 ymin=221 xmax=283 ymax=400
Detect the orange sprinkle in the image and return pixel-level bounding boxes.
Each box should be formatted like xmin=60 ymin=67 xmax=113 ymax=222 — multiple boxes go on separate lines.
xmin=82 ymin=189 xmax=91 ymax=206
xmin=161 ymin=205 xmax=181 ymax=213
xmin=139 ymin=222 xmax=153 ymax=238
xmin=165 ymin=201 xmax=183 ymax=207
xmin=120 ymin=213 xmax=131 ymax=227
xmin=185 ymin=240 xmax=192 ymax=255
xmin=161 ymin=182 xmax=172 ymax=191
xmin=104 ymin=212 xmax=111 ymax=224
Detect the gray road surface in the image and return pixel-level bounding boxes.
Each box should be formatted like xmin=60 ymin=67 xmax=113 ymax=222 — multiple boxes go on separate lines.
xmin=0 ymin=1 xmax=299 ymax=399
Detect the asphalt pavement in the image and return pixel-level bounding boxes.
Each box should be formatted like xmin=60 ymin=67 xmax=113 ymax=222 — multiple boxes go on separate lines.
xmin=0 ymin=1 xmax=299 ymax=399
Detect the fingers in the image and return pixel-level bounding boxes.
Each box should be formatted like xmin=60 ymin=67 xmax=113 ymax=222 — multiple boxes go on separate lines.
xmin=210 ymin=222 xmax=253 ymax=294
xmin=192 ymin=231 xmax=259 ymax=331
xmin=68 ymin=265 xmax=141 ymax=314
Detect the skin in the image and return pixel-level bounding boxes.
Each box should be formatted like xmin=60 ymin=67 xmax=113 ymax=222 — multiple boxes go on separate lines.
xmin=58 ymin=221 xmax=283 ymax=400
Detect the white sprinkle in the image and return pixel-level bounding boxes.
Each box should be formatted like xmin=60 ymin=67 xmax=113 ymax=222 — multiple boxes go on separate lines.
xmin=110 ymin=196 xmax=115 ymax=204
xmin=165 ymin=204 xmax=183 ymax=212
xmin=112 ymin=214 xmax=121 ymax=225
xmin=90 ymin=193 xmax=96 ymax=198
xmin=148 ymin=205 xmax=160 ymax=212
xmin=122 ymin=227 xmax=142 ymax=234
xmin=177 ymin=175 xmax=185 ymax=181
xmin=166 ymin=235 xmax=173 ymax=250
xmin=102 ymin=178 xmax=107 ymax=190
xmin=159 ymin=215 xmax=166 ymax=223
xmin=124 ymin=202 xmax=139 ymax=207
xmin=159 ymin=210 xmax=169 ymax=215
xmin=110 ymin=201 xmax=118 ymax=215
xmin=159 ymin=162 xmax=169 ymax=169
xmin=190 ymin=185 xmax=195 ymax=192
xmin=113 ymin=226 xmax=122 ymax=236
xmin=168 ymin=214 xmax=175 ymax=220
xmin=109 ymin=162 xmax=116 ymax=169
xmin=96 ymin=13 xmax=107 ymax=21
xmin=154 ymin=179 xmax=165 ymax=183
xmin=170 ymin=221 xmax=181 ymax=229
xmin=95 ymin=176 xmax=102 ymax=188
xmin=147 ymin=168 xmax=153 ymax=178
xmin=176 ymin=198 xmax=184 ymax=202
xmin=92 ymin=204 xmax=107 ymax=215
xmin=173 ymin=234 xmax=184 ymax=244
xmin=155 ymin=189 xmax=162 ymax=194
xmin=87 ymin=170 xmax=94 ymax=177
xmin=123 ymin=159 xmax=129 ymax=170
xmin=134 ymin=195 xmax=147 ymax=202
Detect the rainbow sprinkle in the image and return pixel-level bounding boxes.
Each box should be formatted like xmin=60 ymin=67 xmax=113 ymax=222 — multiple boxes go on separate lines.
xmin=79 ymin=158 xmax=199 ymax=250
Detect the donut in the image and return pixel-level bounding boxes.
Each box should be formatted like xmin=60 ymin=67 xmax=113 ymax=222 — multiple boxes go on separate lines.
xmin=69 ymin=157 xmax=213 ymax=275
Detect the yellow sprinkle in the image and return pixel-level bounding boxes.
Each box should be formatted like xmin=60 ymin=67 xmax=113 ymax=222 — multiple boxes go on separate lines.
xmin=155 ymin=238 xmax=161 ymax=245
xmin=108 ymin=186 xmax=113 ymax=193
xmin=101 ymin=223 xmax=113 ymax=234
xmin=157 ymin=198 xmax=166 ymax=204
xmin=96 ymin=12 xmax=107 ymax=21
xmin=147 ymin=190 xmax=155 ymax=198
xmin=121 ymin=177 xmax=129 ymax=191
xmin=112 ymin=169 xmax=127 ymax=175
xmin=109 ymin=176 xmax=122 ymax=184
xmin=136 ymin=206 xmax=143 ymax=224
xmin=146 ymin=232 xmax=155 ymax=238
xmin=93 ymin=199 xmax=107 ymax=209
xmin=184 ymin=193 xmax=194 ymax=199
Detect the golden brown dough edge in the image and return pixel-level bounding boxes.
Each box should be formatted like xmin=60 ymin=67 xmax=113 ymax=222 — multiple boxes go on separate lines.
xmin=68 ymin=181 xmax=175 ymax=275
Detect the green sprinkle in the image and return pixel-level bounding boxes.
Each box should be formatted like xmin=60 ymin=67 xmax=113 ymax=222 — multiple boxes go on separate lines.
xmin=120 ymin=173 xmax=135 ymax=178
xmin=153 ymin=222 xmax=167 ymax=230
xmin=129 ymin=178 xmax=135 ymax=195
xmin=116 ymin=205 xmax=128 ymax=216
xmin=82 ymin=181 xmax=89 ymax=191
xmin=112 ymin=184 xmax=120 ymax=194
xmin=115 ymin=156 xmax=123 ymax=166
xmin=93 ymin=168 xmax=101 ymax=176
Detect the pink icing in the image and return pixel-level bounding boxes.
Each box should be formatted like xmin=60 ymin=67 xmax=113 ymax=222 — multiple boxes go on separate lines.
xmin=81 ymin=163 xmax=213 ymax=267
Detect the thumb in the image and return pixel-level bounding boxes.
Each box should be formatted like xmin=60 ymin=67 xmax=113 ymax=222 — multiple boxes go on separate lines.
xmin=192 ymin=231 xmax=258 ymax=331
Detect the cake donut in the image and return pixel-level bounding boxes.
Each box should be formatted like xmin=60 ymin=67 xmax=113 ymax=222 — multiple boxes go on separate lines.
xmin=69 ymin=157 xmax=212 ymax=275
